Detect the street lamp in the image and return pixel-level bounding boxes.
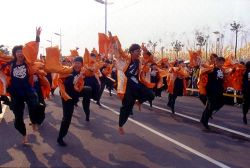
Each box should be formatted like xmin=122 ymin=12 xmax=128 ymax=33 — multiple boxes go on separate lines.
xmin=230 ymin=21 xmax=241 ymax=59
xmin=196 ymin=34 xmax=206 ymax=50
xmin=94 ymin=0 xmax=114 ymax=35
xmin=46 ymin=39 xmax=52 ymax=47
xmin=171 ymin=40 xmax=184 ymax=59
xmin=54 ymin=29 xmax=62 ymax=55
xmin=205 ymin=35 xmax=209 ymax=59
xmin=213 ymin=31 xmax=221 ymax=55
xmin=161 ymin=46 xmax=164 ymax=59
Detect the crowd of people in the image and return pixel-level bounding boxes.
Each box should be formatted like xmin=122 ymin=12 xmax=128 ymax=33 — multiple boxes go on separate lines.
xmin=0 ymin=28 xmax=249 ymax=146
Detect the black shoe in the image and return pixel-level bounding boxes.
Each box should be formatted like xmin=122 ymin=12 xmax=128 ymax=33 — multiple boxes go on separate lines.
xmin=51 ymin=88 xmax=55 ymax=96
xmin=96 ymin=101 xmax=102 ymax=107
xmin=149 ymin=101 xmax=153 ymax=108
xmin=57 ymin=138 xmax=67 ymax=147
xmin=243 ymin=116 xmax=247 ymax=125
xmin=171 ymin=106 xmax=175 ymax=114
xmin=86 ymin=117 xmax=90 ymax=122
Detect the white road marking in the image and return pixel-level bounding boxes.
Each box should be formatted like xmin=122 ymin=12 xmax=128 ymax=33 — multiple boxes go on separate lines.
xmin=100 ymin=103 xmax=231 ymax=168
xmin=144 ymin=102 xmax=250 ymax=139
xmin=0 ymin=104 xmax=7 ymax=123
xmin=104 ymin=90 xmax=250 ymax=139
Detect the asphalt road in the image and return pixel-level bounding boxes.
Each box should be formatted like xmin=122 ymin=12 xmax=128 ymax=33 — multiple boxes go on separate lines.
xmin=0 ymin=89 xmax=249 ymax=168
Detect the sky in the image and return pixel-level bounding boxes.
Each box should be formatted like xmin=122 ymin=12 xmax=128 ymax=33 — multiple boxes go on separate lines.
xmin=0 ymin=0 xmax=249 ymax=56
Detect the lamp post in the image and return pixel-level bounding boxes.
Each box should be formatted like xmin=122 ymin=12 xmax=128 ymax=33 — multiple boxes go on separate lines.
xmin=213 ymin=31 xmax=220 ymax=55
xmin=94 ymin=0 xmax=113 ymax=35
xmin=54 ymin=29 xmax=62 ymax=55
xmin=171 ymin=40 xmax=184 ymax=59
xmin=161 ymin=46 xmax=164 ymax=59
xmin=230 ymin=21 xmax=241 ymax=59
xmin=205 ymin=35 xmax=209 ymax=59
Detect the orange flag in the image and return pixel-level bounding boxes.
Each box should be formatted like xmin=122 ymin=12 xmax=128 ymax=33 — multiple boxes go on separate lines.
xmin=0 ymin=52 xmax=14 ymax=64
xmin=22 ymin=41 xmax=39 ymax=64
xmin=70 ymin=49 xmax=79 ymax=57
xmin=83 ymin=48 xmax=90 ymax=66
xmin=189 ymin=50 xmax=202 ymax=67
xmin=45 ymin=47 xmax=61 ymax=73
xmin=98 ymin=33 xmax=110 ymax=57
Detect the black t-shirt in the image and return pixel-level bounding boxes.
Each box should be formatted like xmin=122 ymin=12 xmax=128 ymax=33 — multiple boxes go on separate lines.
xmin=206 ymin=67 xmax=224 ymax=96
xmin=125 ymin=59 xmax=139 ymax=83
xmin=64 ymin=70 xmax=81 ymax=100
xmin=10 ymin=62 xmax=33 ymax=96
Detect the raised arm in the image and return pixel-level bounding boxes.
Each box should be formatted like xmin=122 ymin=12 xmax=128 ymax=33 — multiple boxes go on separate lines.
xmin=36 ymin=27 xmax=42 ymax=42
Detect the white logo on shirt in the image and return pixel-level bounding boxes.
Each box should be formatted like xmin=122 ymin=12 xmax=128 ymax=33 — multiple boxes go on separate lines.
xmin=217 ymin=69 xmax=223 ymax=79
xmin=73 ymin=74 xmax=81 ymax=84
xmin=13 ymin=65 xmax=27 ymax=79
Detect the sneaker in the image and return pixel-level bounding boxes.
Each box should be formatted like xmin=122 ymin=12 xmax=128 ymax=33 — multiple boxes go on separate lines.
xmin=57 ymin=138 xmax=67 ymax=147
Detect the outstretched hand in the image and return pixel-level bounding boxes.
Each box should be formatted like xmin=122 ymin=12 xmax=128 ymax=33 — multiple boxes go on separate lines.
xmin=36 ymin=27 xmax=42 ymax=37
xmin=141 ymin=43 xmax=148 ymax=52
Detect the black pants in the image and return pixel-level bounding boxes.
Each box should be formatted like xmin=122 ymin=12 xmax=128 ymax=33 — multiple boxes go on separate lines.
xmin=11 ymin=94 xmax=39 ymax=136
xmin=97 ymin=77 xmax=106 ymax=102
xmin=80 ymin=86 xmax=92 ymax=120
xmin=201 ymin=94 xmax=224 ymax=126
xmin=85 ymin=76 xmax=100 ymax=101
xmin=243 ymin=95 xmax=250 ymax=116
xmin=167 ymin=93 xmax=177 ymax=109
xmin=199 ymin=94 xmax=207 ymax=106
xmin=119 ymin=82 xmax=154 ymax=127
xmin=58 ymin=86 xmax=92 ymax=140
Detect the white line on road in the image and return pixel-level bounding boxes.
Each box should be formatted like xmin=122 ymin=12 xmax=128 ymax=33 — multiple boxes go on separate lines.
xmin=104 ymin=90 xmax=250 ymax=139
xmin=100 ymin=103 xmax=231 ymax=168
xmin=144 ymin=103 xmax=250 ymax=139
xmin=0 ymin=104 xmax=7 ymax=123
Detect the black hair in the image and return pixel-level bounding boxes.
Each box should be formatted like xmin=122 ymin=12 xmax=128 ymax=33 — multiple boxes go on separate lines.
xmin=90 ymin=53 xmax=96 ymax=57
xmin=210 ymin=53 xmax=218 ymax=59
xmin=128 ymin=44 xmax=141 ymax=54
xmin=73 ymin=56 xmax=83 ymax=63
xmin=217 ymin=56 xmax=225 ymax=62
xmin=12 ymin=45 xmax=23 ymax=59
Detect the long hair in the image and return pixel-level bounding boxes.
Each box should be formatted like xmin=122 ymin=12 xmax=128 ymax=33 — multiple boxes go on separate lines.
xmin=12 ymin=45 xmax=23 ymax=61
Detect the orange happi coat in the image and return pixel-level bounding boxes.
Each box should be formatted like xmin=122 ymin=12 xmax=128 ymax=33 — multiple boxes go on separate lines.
xmin=167 ymin=66 xmax=190 ymax=95
xmin=197 ymin=63 xmax=213 ymax=95
xmin=0 ymin=41 xmax=50 ymax=98
xmin=44 ymin=46 xmax=86 ymax=101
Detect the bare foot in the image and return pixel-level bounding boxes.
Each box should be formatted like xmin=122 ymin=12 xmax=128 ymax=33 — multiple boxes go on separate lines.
xmin=22 ymin=135 xmax=28 ymax=145
xmin=31 ymin=124 xmax=38 ymax=132
xmin=135 ymin=100 xmax=141 ymax=112
xmin=118 ymin=127 xmax=125 ymax=135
